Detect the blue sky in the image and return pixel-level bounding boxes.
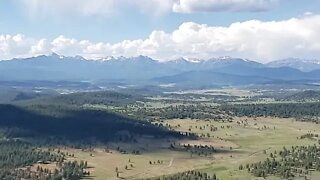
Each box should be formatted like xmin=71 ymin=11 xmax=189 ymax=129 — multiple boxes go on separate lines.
xmin=1 ymin=0 xmax=320 ymax=62
xmin=1 ymin=0 xmax=319 ymax=42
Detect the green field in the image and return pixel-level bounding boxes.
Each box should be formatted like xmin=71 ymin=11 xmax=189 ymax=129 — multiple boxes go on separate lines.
xmin=48 ymin=117 xmax=320 ymax=180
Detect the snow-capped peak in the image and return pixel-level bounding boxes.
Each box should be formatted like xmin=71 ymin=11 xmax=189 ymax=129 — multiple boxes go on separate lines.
xmin=98 ymin=56 xmax=115 ymax=61
xmin=166 ymin=57 xmax=203 ymax=64
xmin=50 ymin=52 xmax=65 ymax=59
xmin=185 ymin=58 xmax=202 ymax=63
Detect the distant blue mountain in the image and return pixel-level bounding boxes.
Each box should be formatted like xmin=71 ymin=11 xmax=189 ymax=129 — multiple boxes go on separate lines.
xmin=0 ymin=54 xmax=170 ymax=81
xmin=1 ymin=54 xmax=320 ymax=87
xmin=267 ymin=58 xmax=320 ymax=72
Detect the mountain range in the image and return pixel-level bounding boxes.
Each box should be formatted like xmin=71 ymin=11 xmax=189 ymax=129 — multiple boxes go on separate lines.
xmin=267 ymin=58 xmax=320 ymax=72
xmin=1 ymin=53 xmax=320 ymax=88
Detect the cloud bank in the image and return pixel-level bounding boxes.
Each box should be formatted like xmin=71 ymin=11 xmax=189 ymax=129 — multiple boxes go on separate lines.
xmin=1 ymin=14 xmax=320 ymax=62
xmin=173 ymin=0 xmax=277 ymax=13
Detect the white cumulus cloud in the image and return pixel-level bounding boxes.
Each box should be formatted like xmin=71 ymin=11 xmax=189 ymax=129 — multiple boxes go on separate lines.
xmin=0 ymin=34 xmax=39 ymax=59
xmin=1 ymin=14 xmax=320 ymax=62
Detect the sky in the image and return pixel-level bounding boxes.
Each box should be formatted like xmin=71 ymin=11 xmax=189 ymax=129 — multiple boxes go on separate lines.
xmin=1 ymin=0 xmax=320 ymax=62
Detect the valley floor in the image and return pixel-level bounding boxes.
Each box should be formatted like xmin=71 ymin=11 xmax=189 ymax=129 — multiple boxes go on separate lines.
xmin=46 ymin=117 xmax=320 ymax=180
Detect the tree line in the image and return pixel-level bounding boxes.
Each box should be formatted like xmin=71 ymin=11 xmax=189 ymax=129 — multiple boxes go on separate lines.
xmin=221 ymin=102 xmax=320 ymax=120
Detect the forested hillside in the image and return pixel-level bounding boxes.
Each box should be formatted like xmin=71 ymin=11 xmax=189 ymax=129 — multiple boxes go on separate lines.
xmin=281 ymin=90 xmax=320 ymax=101
xmin=221 ymin=102 xmax=320 ymax=120
xmin=0 ymin=104 xmax=183 ymax=145
xmin=26 ymin=91 xmax=145 ymax=106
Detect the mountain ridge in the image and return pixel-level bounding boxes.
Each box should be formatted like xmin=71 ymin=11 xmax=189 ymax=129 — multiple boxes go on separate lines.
xmin=267 ymin=58 xmax=320 ymax=72
xmin=1 ymin=54 xmax=320 ymax=88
